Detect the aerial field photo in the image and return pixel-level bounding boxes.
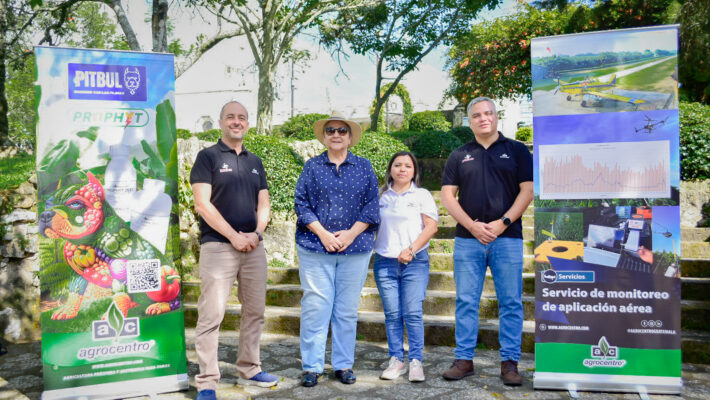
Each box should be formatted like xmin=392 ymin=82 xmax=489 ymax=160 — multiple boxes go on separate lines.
xmin=531 ymin=28 xmax=679 ymax=116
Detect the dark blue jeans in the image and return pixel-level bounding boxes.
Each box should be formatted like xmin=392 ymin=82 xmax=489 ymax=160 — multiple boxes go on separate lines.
xmin=373 ymin=250 xmax=430 ymax=361
xmin=453 ymin=237 xmax=523 ymax=362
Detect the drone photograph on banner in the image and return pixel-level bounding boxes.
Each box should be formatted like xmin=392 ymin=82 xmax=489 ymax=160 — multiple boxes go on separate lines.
xmin=531 ymin=28 xmax=679 ymax=116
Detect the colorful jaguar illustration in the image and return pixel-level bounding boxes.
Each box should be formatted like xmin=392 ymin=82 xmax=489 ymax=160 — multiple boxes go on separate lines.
xmin=39 ymin=172 xmax=180 ymax=320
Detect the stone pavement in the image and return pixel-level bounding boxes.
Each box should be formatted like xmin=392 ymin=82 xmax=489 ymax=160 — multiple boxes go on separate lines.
xmin=1 ymin=329 xmax=709 ymax=400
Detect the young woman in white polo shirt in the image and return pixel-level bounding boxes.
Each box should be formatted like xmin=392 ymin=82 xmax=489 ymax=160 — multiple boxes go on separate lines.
xmin=373 ymin=151 xmax=438 ymax=382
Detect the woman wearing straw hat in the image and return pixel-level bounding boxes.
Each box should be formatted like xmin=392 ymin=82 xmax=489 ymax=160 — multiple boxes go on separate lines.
xmin=294 ymin=111 xmax=380 ymax=388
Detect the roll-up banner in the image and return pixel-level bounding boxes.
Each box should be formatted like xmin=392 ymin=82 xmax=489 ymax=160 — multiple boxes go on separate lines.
xmin=530 ymin=26 xmax=682 ymax=395
xmin=34 ymin=47 xmax=188 ymax=399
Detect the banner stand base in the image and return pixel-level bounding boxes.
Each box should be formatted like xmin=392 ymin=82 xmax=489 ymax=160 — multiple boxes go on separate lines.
xmin=41 ymin=373 xmax=189 ymax=400
xmin=534 ymin=372 xmax=682 ymax=395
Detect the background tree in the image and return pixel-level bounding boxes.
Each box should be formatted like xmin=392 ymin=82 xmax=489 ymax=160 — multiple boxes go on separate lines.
xmin=320 ymin=0 xmax=499 ymax=131
xmin=0 ymin=0 xmax=80 ymax=146
xmin=198 ymin=0 xmax=374 ymax=135
xmin=678 ymin=0 xmax=709 ymax=103
xmin=446 ymin=0 xmax=706 ymax=104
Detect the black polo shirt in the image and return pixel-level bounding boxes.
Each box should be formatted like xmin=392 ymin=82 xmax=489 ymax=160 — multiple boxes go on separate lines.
xmin=442 ymin=133 xmax=532 ymax=239
xmin=189 ymin=139 xmax=269 ymax=243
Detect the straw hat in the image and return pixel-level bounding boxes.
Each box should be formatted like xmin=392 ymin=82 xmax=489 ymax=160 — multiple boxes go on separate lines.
xmin=313 ymin=110 xmax=362 ymax=147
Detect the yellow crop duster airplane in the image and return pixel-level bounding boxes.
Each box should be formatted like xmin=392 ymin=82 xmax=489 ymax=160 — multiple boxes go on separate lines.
xmin=554 ymin=74 xmax=645 ymax=108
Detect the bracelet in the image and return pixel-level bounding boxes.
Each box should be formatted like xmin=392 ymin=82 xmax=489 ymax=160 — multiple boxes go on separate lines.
xmin=409 ymin=246 xmax=416 ymax=258
xmin=255 ymin=231 xmax=263 ymax=241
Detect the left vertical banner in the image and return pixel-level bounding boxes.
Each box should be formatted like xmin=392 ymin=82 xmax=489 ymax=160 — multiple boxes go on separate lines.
xmin=34 ymin=47 xmax=188 ymax=399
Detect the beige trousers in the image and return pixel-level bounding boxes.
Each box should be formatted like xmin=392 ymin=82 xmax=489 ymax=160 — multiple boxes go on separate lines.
xmin=194 ymin=241 xmax=267 ymax=390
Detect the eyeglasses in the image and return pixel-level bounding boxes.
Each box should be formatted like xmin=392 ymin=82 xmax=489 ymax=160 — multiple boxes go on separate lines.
xmin=324 ymin=127 xmax=350 ymax=136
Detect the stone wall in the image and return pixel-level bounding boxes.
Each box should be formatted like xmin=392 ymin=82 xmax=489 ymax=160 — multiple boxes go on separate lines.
xmin=0 ymin=176 xmax=40 ymax=342
xmin=2 ymin=139 xmax=708 ymax=341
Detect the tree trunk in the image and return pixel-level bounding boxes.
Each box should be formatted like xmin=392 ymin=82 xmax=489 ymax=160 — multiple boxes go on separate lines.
xmin=151 ymin=0 xmax=168 ymax=52
xmin=371 ymin=98 xmax=384 ymax=132
xmin=256 ymin=61 xmax=274 ymax=135
xmin=107 ymin=0 xmax=141 ymax=51
xmin=0 ymin=6 xmax=9 ymax=146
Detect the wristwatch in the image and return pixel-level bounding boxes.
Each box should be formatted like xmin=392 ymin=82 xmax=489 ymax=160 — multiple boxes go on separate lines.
xmin=255 ymin=231 xmax=263 ymax=241
xmin=500 ymin=216 xmax=512 ymax=226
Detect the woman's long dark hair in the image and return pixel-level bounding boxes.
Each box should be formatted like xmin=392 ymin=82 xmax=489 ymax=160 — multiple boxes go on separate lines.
xmin=380 ymin=151 xmax=420 ymax=196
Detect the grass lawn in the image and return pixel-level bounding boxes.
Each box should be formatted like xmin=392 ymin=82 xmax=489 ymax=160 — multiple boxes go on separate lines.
xmin=0 ymin=151 xmax=34 ymax=190
xmin=617 ymin=58 xmax=677 ymax=91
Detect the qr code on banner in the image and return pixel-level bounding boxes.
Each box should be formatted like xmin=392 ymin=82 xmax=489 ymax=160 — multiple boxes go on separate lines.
xmin=126 ymin=259 xmax=161 ymax=293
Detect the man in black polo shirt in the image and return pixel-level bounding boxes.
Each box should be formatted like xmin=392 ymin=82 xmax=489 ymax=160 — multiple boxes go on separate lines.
xmin=441 ymin=97 xmax=533 ymax=386
xmin=190 ymin=101 xmax=278 ymax=400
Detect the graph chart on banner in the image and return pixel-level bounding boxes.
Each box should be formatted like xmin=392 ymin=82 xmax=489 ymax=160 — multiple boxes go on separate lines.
xmin=539 ymin=140 xmax=670 ymax=199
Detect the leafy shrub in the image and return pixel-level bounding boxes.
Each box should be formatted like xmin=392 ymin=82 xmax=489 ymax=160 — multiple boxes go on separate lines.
xmin=196 ymin=129 xmax=221 ymax=142
xmin=242 ymin=135 xmax=304 ymax=211
xmin=176 ymin=129 xmax=192 ymax=139
xmin=0 ymin=151 xmax=34 ymax=190
xmin=387 ymin=130 xmax=419 ymax=144
xmin=280 ymin=113 xmax=329 ymax=141
xmin=408 ymin=111 xmax=451 ymax=132
xmin=409 ymin=130 xmax=463 ymax=159
xmin=351 ymin=131 xmax=410 ymax=182
xmin=449 ymin=126 xmax=473 ymax=143
xmin=680 ymin=102 xmax=710 ymax=181
xmin=516 ymin=126 xmax=533 ymax=142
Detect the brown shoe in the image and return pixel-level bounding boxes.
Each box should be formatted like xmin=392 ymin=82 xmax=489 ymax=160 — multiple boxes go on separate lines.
xmin=501 ymin=360 xmax=522 ymax=386
xmin=442 ymin=359 xmax=474 ymax=380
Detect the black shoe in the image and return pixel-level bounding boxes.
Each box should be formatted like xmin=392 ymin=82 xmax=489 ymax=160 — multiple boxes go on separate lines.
xmin=335 ymin=369 xmax=356 ymax=384
xmin=301 ymin=371 xmax=321 ymax=387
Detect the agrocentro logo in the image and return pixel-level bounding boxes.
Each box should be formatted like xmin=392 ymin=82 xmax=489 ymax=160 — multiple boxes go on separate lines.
xmin=583 ymin=336 xmax=627 ymax=368
xmin=68 ymin=63 xmax=147 ymax=101
xmin=76 ymin=301 xmax=154 ymax=361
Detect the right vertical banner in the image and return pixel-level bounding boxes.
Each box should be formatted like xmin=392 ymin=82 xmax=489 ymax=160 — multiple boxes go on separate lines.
xmin=531 ymin=26 xmax=682 ymax=394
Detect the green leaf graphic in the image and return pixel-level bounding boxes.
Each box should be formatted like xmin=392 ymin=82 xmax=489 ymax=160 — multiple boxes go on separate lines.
xmin=599 ymin=336 xmax=610 ymax=357
xmin=107 ymin=302 xmax=124 ymax=337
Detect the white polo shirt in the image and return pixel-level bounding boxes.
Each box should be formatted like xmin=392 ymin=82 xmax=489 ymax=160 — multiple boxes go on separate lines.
xmin=374 ymin=183 xmax=439 ymax=258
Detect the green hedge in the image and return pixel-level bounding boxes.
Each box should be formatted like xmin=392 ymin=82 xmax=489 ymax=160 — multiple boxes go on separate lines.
xmin=176 ymin=128 xmax=192 ymax=139
xmin=408 ymin=130 xmax=463 ymax=159
xmin=408 ymin=111 xmax=451 ymax=132
xmin=280 ymin=113 xmax=329 ymax=141
xmin=351 ymin=131 xmax=410 ymax=182
xmin=449 ymin=126 xmax=473 ymax=143
xmin=242 ymin=135 xmax=304 ymax=211
xmin=680 ymin=102 xmax=710 ymax=181
xmin=516 ymin=126 xmax=533 ymax=142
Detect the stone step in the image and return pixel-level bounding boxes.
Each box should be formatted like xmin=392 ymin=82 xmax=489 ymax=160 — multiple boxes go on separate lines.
xmin=265 ymin=268 xmax=537 ymax=294
xmin=434 ymin=225 xmax=534 ymax=240
xmin=437 ymin=214 xmax=534 ymax=229
xmin=431 ymin=191 xmax=534 ymax=216
xmin=429 ymin=238 xmax=536 ymax=255
xmin=262 ymin=268 xmax=708 ymax=300
xmin=681 ymin=258 xmax=710 ymax=277
xmin=429 ymin=253 xmax=535 ymax=272
xmin=182 ymin=302 xmax=536 ymax=352
xmin=682 ymin=227 xmax=710 ymax=243
xmin=183 ymin=280 xmax=709 ymax=331
xmin=683 ymin=241 xmax=710 ymax=258
xmin=682 ymin=277 xmax=710 ymax=301
xmin=181 ymin=303 xmax=710 ymax=364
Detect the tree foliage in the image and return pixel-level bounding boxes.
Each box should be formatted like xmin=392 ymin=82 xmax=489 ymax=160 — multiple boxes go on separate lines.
xmin=446 ymin=0 xmax=701 ymax=104
xmin=320 ymin=0 xmax=499 ymax=131
xmin=198 ymin=0 xmax=373 ymax=135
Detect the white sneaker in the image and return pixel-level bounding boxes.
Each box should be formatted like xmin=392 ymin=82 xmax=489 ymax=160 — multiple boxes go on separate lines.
xmin=381 ymin=356 xmax=407 ymax=380
xmin=409 ymin=359 xmax=425 ymax=382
